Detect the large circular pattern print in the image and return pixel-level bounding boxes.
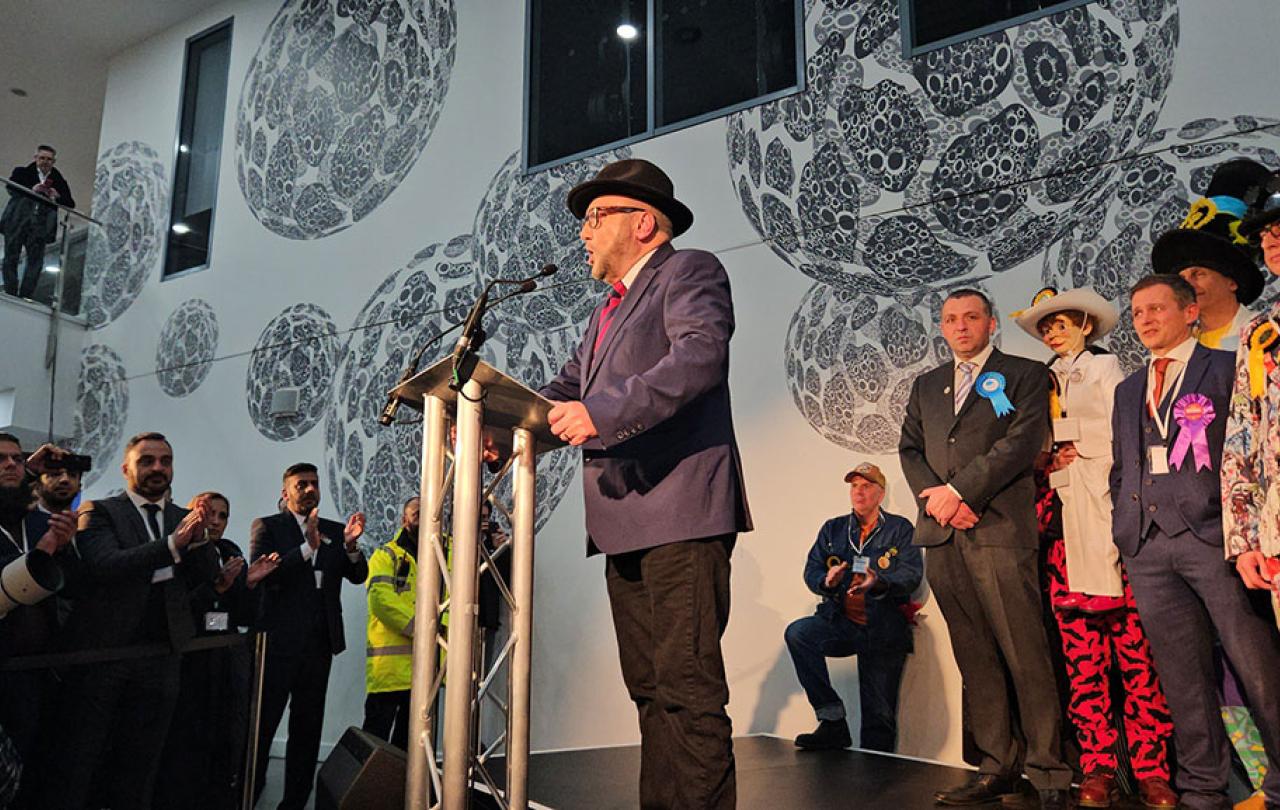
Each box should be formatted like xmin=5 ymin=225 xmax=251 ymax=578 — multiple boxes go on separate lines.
xmin=156 ymin=299 xmax=220 ymax=398
xmin=785 ymin=281 xmax=1001 ymax=454
xmin=246 ymin=303 xmax=339 ymax=441
xmin=235 ymin=0 xmax=457 ymax=239
xmin=73 ymin=344 xmax=130 ymax=489
xmin=726 ymin=0 xmax=1179 ymax=294
xmin=1042 ymin=115 xmax=1280 ymax=372
xmin=82 ymin=141 xmax=169 ymax=328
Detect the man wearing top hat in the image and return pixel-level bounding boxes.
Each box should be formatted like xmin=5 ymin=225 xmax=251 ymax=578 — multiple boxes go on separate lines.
xmin=1111 ymin=267 xmax=1280 ymax=810
xmin=782 ymin=462 xmax=922 ymax=754
xmin=540 ymin=158 xmax=752 ymax=809
xmin=1153 ymin=158 xmax=1270 ymax=352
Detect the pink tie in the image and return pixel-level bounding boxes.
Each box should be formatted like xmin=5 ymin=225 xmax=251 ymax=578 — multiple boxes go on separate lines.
xmin=594 ymin=281 xmax=627 ymax=351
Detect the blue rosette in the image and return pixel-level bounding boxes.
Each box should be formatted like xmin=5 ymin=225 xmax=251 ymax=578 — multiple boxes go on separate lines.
xmin=976 ymin=371 xmax=1015 ymax=417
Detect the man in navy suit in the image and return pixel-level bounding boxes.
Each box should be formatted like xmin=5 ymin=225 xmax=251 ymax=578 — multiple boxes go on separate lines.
xmin=540 ymin=158 xmax=752 ymax=809
xmin=250 ymin=462 xmax=367 ymax=810
xmin=1 ymin=145 xmax=73 ymax=299
xmin=1110 ymin=274 xmax=1280 ymax=809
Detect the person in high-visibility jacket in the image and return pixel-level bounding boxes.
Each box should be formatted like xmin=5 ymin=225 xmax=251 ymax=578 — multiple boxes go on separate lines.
xmin=362 ymin=496 xmax=419 ymax=749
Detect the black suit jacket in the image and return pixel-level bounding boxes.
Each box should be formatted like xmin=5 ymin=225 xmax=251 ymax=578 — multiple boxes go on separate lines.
xmin=1 ymin=163 xmax=74 ymax=242
xmin=250 ymin=511 xmax=367 ymax=657
xmin=899 ymin=348 xmax=1050 ymax=548
xmin=62 ymin=493 xmax=196 ymax=651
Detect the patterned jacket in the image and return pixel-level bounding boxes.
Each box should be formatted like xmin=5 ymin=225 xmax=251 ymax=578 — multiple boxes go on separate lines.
xmin=1222 ymin=305 xmax=1280 ymax=559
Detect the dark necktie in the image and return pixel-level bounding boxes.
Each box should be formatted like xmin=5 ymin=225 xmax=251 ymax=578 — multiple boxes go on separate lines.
xmin=594 ymin=281 xmax=627 ymax=351
xmin=1150 ymin=357 xmax=1172 ymax=416
xmin=143 ymin=503 xmax=163 ymax=542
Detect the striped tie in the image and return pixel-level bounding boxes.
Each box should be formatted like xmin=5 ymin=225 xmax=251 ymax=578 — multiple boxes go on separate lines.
xmin=955 ymin=361 xmax=975 ymax=414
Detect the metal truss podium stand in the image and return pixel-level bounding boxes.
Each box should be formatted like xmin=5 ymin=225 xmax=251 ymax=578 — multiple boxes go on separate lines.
xmin=390 ymin=356 xmax=563 ymax=810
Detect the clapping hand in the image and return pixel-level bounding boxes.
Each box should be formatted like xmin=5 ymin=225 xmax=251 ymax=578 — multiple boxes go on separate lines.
xmin=344 ymin=512 xmax=366 ymax=550
xmin=214 ymin=556 xmax=245 ymax=594
xmin=247 ymin=553 xmax=280 ymax=589
xmin=174 ymin=497 xmax=211 ymax=550
xmin=823 ymin=561 xmax=849 ymax=590
xmin=304 ymin=508 xmax=321 ymax=549
xmin=35 ymin=510 xmax=76 ymax=554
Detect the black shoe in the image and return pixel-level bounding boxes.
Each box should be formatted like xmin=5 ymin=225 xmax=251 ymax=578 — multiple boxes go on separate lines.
xmin=935 ymin=774 xmax=1018 ymax=805
xmin=1037 ymin=788 xmax=1069 ymax=810
xmin=794 ymin=718 xmax=851 ymax=750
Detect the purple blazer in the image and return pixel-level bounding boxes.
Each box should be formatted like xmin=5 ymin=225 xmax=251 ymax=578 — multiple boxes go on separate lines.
xmin=540 ymin=242 xmax=752 ymax=555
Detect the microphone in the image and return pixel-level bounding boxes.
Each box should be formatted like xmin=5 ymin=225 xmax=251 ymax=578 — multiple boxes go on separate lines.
xmin=378 ymin=265 xmax=561 ymax=423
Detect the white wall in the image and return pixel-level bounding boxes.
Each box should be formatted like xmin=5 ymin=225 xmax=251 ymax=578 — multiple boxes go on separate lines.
xmin=0 ymin=297 xmax=85 ymax=445
xmin=75 ymin=0 xmax=1280 ymax=767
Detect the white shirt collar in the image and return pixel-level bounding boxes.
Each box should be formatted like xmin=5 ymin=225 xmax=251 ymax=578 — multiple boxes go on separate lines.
xmin=126 ymin=488 xmax=165 ymax=510
xmin=618 ymin=247 xmax=659 ymax=292
xmin=1149 ymin=335 xmax=1198 ymax=365
xmin=953 ymin=342 xmax=995 ymax=373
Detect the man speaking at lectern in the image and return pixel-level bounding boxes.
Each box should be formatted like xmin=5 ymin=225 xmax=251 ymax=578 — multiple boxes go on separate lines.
xmin=540 ymin=158 xmax=752 ymax=810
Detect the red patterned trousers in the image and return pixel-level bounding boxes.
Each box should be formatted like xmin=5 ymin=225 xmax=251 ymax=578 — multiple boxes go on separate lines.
xmin=1044 ymin=536 xmax=1174 ymax=779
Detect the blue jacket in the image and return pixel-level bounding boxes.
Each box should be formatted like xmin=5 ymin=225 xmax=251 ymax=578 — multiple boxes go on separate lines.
xmin=803 ymin=510 xmax=922 ymax=652
xmin=541 ymin=242 xmax=752 ymax=555
xmin=1110 ymin=343 xmax=1233 ymax=557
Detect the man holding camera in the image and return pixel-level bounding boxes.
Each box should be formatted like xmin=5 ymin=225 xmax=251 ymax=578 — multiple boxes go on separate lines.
xmin=0 ymin=434 xmax=77 ymax=807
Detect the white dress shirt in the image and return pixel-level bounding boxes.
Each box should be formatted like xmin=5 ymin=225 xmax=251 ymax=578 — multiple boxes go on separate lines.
xmin=1146 ymin=335 xmax=1199 ymax=414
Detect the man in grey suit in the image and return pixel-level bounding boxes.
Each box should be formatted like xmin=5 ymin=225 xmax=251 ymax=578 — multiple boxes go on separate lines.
xmin=899 ymin=290 xmax=1071 ymax=809
xmin=540 ymin=158 xmax=752 ymax=810
xmin=1112 ymin=274 xmax=1280 ymax=809
xmin=53 ymin=431 xmax=212 ymax=809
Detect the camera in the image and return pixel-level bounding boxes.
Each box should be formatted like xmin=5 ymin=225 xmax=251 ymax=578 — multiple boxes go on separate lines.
xmin=45 ymin=453 xmax=92 ymax=474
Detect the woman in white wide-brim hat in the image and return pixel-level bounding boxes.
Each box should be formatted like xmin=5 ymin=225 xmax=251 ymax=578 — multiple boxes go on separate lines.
xmin=1013 ymin=287 xmax=1175 ymax=807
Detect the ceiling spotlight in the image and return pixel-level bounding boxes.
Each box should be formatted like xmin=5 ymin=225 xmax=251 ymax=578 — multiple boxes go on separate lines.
xmin=178 ymin=144 xmax=190 ymax=154
xmin=171 ymin=223 xmax=191 ymax=235
xmin=616 ymin=23 xmax=639 ymax=40
xmin=45 ymin=264 xmax=59 ymax=274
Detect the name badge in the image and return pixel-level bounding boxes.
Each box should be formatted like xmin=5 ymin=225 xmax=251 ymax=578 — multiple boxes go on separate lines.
xmin=1048 ymin=468 xmax=1070 ymax=490
xmin=204 ymin=611 xmax=230 ymax=632
xmin=314 ymin=569 xmax=324 ymax=589
xmin=851 ymin=556 xmax=870 ymax=574
xmin=1052 ymin=417 xmax=1081 ymax=443
xmin=151 ymin=565 xmax=174 ymax=583
xmin=1149 ymin=445 xmax=1169 ymax=476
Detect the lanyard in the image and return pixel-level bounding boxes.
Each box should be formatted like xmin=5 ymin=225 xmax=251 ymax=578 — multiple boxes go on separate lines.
xmin=1146 ymin=359 xmax=1188 ymax=442
xmin=845 ymin=512 xmax=879 ymax=557
xmin=0 ymin=522 xmax=28 ymax=555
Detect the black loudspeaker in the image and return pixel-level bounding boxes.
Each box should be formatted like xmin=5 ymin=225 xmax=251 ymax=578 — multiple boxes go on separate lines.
xmin=315 ymin=727 xmax=406 ymax=810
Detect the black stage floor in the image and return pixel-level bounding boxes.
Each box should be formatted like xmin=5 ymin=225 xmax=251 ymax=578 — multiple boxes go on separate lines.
xmin=507 ymin=735 xmax=1152 ymax=809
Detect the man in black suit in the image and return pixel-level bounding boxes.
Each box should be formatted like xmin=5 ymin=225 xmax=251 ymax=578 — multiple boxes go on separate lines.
xmin=1 ymin=145 xmax=74 ymax=299
xmin=52 ymin=431 xmax=212 ymax=809
xmin=0 ymin=434 xmax=76 ymax=808
xmin=899 ymin=289 xmax=1071 ymax=809
xmin=251 ymin=463 xmax=367 ymax=810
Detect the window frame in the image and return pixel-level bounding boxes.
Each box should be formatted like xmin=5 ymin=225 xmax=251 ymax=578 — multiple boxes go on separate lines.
xmin=899 ymin=0 xmax=1096 ymax=57
xmin=522 ymin=0 xmax=806 ymax=174
xmin=162 ymin=16 xmax=234 ymax=282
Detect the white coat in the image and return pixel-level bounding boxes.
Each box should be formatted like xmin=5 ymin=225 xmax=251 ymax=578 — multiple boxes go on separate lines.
xmin=1050 ymin=348 xmax=1126 ymax=596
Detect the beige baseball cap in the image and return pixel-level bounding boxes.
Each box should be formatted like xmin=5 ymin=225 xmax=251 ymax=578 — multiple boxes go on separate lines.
xmin=843 ymin=462 xmax=886 ymax=489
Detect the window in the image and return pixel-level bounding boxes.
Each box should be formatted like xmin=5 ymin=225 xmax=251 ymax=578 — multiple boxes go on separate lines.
xmin=901 ymin=0 xmax=1095 ymax=56
xmin=525 ymin=0 xmax=803 ymax=171
xmin=164 ymin=19 xmax=232 ymax=278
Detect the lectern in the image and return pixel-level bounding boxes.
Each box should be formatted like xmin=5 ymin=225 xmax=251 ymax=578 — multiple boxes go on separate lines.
xmin=390 ymin=356 xmax=564 ymax=810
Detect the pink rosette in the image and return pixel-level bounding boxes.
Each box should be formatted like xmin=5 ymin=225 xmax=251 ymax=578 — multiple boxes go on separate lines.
xmin=1169 ymin=393 xmax=1215 ymax=472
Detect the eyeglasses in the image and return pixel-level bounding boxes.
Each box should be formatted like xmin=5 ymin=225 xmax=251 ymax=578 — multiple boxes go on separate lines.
xmin=1261 ymin=221 xmax=1280 ymax=239
xmin=584 ymin=206 xmax=643 ymax=229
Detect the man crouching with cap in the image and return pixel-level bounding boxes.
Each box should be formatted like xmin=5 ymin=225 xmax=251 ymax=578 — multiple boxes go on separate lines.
xmin=540 ymin=158 xmax=752 ymax=809
xmin=783 ymin=463 xmax=922 ymax=753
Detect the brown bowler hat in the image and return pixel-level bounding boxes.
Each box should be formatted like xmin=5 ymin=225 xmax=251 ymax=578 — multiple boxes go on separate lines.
xmin=566 ymin=158 xmax=694 ymax=237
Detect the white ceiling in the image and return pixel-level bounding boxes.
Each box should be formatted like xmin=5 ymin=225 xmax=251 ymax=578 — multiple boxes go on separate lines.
xmin=0 ymin=0 xmax=214 ymax=219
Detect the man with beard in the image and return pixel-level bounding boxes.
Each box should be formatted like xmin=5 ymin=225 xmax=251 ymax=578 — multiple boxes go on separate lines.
xmin=34 ymin=456 xmax=80 ymax=514
xmin=51 ymin=432 xmax=212 ymax=810
xmin=250 ymin=463 xmax=367 ymax=810
xmin=0 ymin=434 xmax=76 ymax=808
